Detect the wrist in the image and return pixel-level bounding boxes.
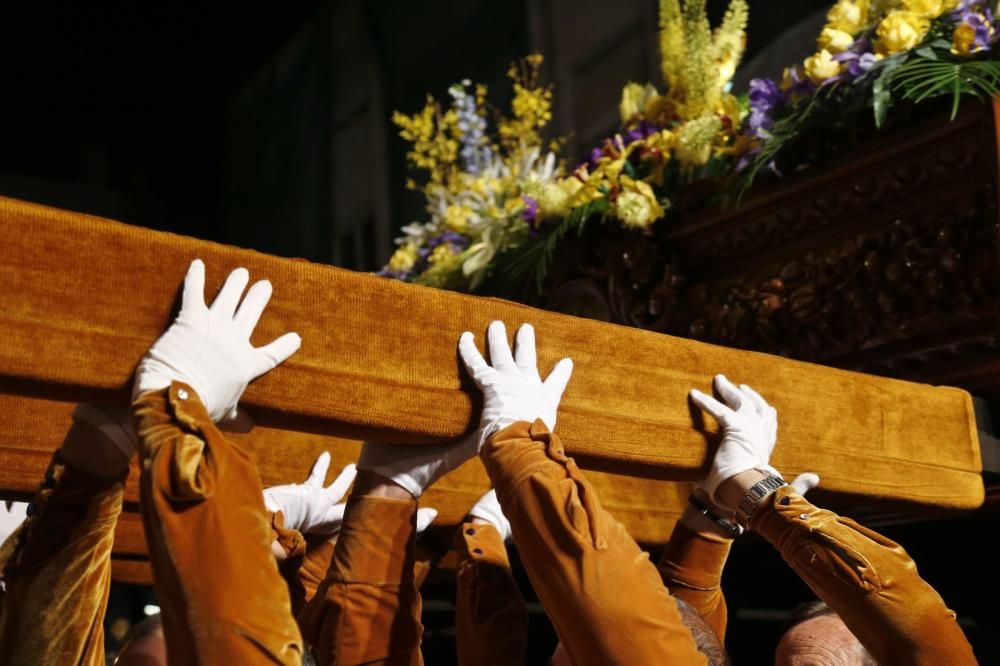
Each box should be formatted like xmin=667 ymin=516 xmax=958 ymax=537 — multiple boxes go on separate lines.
xmin=353 ymin=469 xmax=417 ymax=501
xmin=716 ymin=469 xmax=769 ymax=510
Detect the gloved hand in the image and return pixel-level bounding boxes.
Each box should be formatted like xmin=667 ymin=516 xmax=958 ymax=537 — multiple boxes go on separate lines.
xmin=132 ymin=259 xmax=302 ymax=422
xmin=357 ymin=433 xmax=478 ymax=499
xmin=468 ymin=489 xmax=512 ymax=542
xmin=690 ymin=374 xmax=782 ymax=509
xmin=0 ymin=500 xmax=28 ymax=546
xmin=263 ymin=453 xmax=358 ymax=534
xmin=358 ymin=321 xmax=573 ymax=498
xmin=789 ymin=472 xmax=820 ymax=496
xmin=459 ymin=320 xmax=573 ymax=443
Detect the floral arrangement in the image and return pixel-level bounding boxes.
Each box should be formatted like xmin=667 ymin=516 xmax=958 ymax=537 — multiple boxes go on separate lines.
xmin=381 ymin=0 xmax=1000 ymax=294
xmin=741 ymin=0 xmax=1000 ymax=185
xmin=378 ymin=56 xmax=566 ymax=290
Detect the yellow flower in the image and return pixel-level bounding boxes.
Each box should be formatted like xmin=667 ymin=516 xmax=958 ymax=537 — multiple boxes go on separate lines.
xmin=428 ymin=244 xmax=456 ymax=265
xmin=901 ymin=0 xmax=947 ymax=18
xmin=534 ymin=181 xmax=571 ymax=218
xmin=612 ymin=177 xmax=665 ymax=229
xmin=388 ymin=244 xmax=418 ymax=272
xmin=818 ymin=27 xmax=855 ymax=53
xmin=619 ymin=82 xmax=660 ymax=122
xmin=443 ymin=205 xmax=471 ymax=232
xmin=826 ymin=0 xmax=868 ymax=33
xmin=876 ymin=11 xmax=929 ymax=54
xmin=803 ymin=49 xmax=843 ymax=84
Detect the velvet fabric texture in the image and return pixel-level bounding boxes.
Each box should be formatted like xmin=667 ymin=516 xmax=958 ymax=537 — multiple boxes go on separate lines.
xmin=454 ymin=522 xmax=528 ymax=666
xmin=133 ymin=383 xmax=303 ymax=665
xmin=483 ymin=420 xmax=708 ymax=665
xmin=0 ymin=450 xmax=123 ymax=666
xmin=0 ymin=389 xmax=693 ymax=560
xmin=0 ymin=196 xmax=983 ymax=510
xmin=751 ymin=486 xmax=977 ymax=665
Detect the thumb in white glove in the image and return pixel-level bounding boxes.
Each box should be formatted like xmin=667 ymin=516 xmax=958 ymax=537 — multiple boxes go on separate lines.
xmin=0 ymin=501 xmax=28 ymax=546
xmin=690 ymin=374 xmax=781 ymax=510
xmin=459 ymin=321 xmax=573 ymax=446
xmin=263 ymin=453 xmax=357 ymax=534
xmin=468 ymin=489 xmax=512 ymax=542
xmin=133 ymin=259 xmax=302 ymax=422
xmin=416 ymin=507 xmax=439 ymax=534
xmin=789 ymin=472 xmax=820 ymax=496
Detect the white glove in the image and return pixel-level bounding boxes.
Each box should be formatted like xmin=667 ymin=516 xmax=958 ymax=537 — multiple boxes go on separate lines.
xmin=0 ymin=501 xmax=28 ymax=546
xmin=458 ymin=321 xmax=573 ymax=444
xmin=415 ymin=507 xmax=439 ymax=533
xmin=263 ymin=453 xmax=357 ymax=534
xmin=133 ymin=259 xmax=302 ymax=422
xmin=358 ymin=321 xmax=572 ymax=498
xmin=468 ymin=489 xmax=512 ymax=542
xmin=690 ymin=374 xmax=781 ymax=509
xmin=357 ymin=433 xmax=478 ymax=498
xmin=789 ymin=472 xmax=820 ymax=496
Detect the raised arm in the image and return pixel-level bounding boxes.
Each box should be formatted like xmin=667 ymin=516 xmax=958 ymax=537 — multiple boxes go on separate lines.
xmin=691 ymin=374 xmax=977 ymax=666
xmin=131 ymin=259 xmax=303 ymax=665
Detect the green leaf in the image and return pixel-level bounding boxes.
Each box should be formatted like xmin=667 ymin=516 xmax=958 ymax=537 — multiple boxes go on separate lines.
xmin=872 ymin=55 xmax=906 ymax=128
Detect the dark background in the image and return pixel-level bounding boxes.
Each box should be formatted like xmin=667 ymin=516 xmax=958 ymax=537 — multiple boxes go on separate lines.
xmin=7 ymin=2 xmax=993 ymax=664
xmin=0 ymin=0 xmax=830 ymax=269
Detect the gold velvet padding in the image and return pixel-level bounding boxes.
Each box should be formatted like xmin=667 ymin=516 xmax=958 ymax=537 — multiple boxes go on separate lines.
xmin=0 ymin=196 xmax=984 ymax=532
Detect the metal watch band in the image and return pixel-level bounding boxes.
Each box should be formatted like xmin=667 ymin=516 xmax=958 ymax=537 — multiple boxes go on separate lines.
xmin=735 ymin=474 xmax=787 ymax=528
xmin=688 ymin=494 xmax=743 ymax=538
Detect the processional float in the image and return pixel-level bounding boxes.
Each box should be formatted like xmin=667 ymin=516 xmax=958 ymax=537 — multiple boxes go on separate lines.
xmin=0 ymin=193 xmax=983 ymax=584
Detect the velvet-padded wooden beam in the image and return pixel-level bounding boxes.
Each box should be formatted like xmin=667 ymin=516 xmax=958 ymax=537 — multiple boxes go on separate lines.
xmin=0 ymin=196 xmax=984 ymax=510
xmin=0 ymin=390 xmax=691 ymax=549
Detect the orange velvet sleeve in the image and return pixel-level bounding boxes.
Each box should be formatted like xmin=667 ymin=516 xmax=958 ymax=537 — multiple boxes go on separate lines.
xmin=752 ymin=486 xmax=977 ymax=666
xmin=298 ymin=495 xmax=424 ymax=666
xmin=454 ymin=521 xmax=528 ymax=666
xmin=658 ymin=521 xmax=733 ymax=641
xmin=481 ymin=420 xmax=707 ymax=666
xmin=0 ymin=446 xmax=124 ymax=666
xmin=133 ymin=383 xmax=302 ymax=665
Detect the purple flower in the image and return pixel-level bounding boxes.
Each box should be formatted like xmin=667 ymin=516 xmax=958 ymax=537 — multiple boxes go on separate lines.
xmin=747 ymin=78 xmax=783 ymax=136
xmin=521 ymin=195 xmax=539 ymax=223
xmin=624 ymin=120 xmax=658 ymax=145
xmin=953 ymin=8 xmax=996 ymax=55
xmin=749 ymin=78 xmax=782 ymax=111
xmin=834 ymin=49 xmax=879 ymax=79
xmin=428 ymin=231 xmax=469 ymax=251
xmin=376 ymin=267 xmax=414 ymax=281
xmin=589 ymin=146 xmax=604 ymax=167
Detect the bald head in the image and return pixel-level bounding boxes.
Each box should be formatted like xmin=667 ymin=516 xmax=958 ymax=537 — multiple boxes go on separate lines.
xmin=776 ymin=609 xmax=875 ymax=666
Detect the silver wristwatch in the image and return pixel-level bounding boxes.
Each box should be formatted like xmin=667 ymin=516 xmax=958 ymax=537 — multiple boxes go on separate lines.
xmin=735 ymin=474 xmax=786 ymax=528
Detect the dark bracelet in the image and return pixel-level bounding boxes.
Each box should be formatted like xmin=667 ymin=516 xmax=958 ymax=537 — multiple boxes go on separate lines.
xmin=688 ymin=494 xmax=743 ymax=538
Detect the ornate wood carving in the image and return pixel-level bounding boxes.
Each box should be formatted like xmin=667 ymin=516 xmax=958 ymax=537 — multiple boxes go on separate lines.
xmin=541 ymin=100 xmax=1000 ymax=396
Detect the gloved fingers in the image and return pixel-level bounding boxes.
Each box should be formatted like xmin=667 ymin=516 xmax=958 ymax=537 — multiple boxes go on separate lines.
xmin=315 ymin=502 xmax=347 ymax=534
xmin=690 ymin=388 xmax=731 ymax=422
xmin=416 ymin=507 xmax=438 ymax=533
xmin=306 ymin=451 xmax=332 ymax=487
xmin=514 ymin=323 xmax=539 ymax=375
xmin=790 ymin=472 xmax=820 ymax=496
xmin=233 ymin=279 xmax=273 ymax=336
xmin=249 ymin=332 xmax=302 ymax=377
xmin=738 ymin=383 xmax=770 ymax=417
xmin=181 ymin=259 xmax=207 ymax=313
xmin=324 ymin=463 xmax=358 ymax=503
xmin=486 ymin=321 xmax=517 ymax=373
xmin=210 ymin=267 xmax=250 ymax=316
xmin=713 ymin=374 xmax=745 ymax=411
xmin=542 ymin=357 xmax=574 ymax=404
xmin=458 ymin=332 xmax=493 ymax=385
